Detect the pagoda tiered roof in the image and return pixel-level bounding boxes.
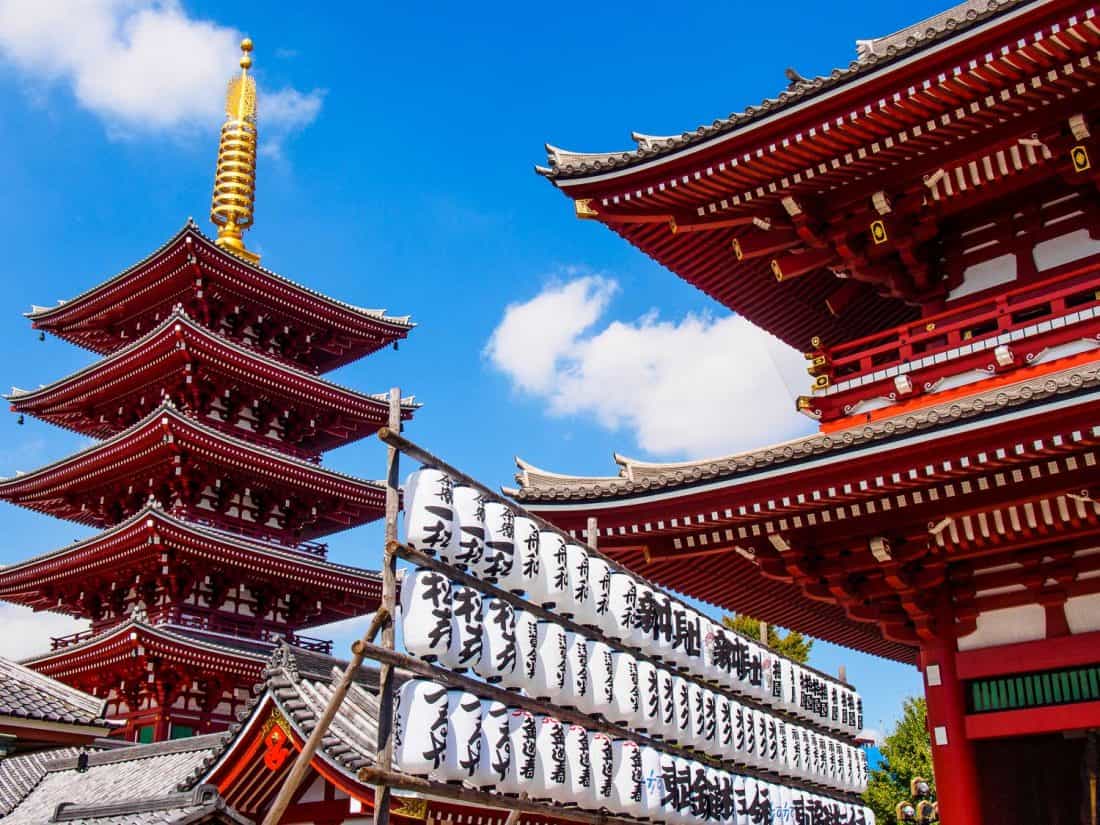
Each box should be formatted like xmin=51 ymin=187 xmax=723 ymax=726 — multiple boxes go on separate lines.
xmin=22 ymin=620 xmax=275 ymax=685
xmin=0 ymin=404 xmax=387 ymax=542
xmin=7 ymin=310 xmax=417 ymax=456
xmin=537 ymin=0 xmax=1100 ymax=350
xmin=0 ymin=506 xmax=384 ymax=628
xmin=27 ymin=222 xmax=415 ymax=372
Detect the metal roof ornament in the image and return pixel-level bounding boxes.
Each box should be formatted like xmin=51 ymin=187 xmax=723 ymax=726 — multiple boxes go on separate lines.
xmin=211 ymin=39 xmax=260 ymax=264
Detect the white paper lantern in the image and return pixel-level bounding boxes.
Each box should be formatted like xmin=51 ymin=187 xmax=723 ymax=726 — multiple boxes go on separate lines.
xmin=530 ymin=621 xmax=567 ymax=700
xmin=778 ymin=658 xmax=795 ymax=713
xmin=534 ymin=716 xmax=569 ymax=802
xmin=732 ymin=774 xmax=748 ymax=825
xmin=687 ymin=681 xmax=709 ymax=752
xmin=400 ymin=567 xmax=452 ymax=663
xmin=682 ymin=761 xmax=708 ymax=822
xmin=577 ymin=555 xmax=611 ymax=629
xmin=636 ymin=658 xmax=661 ymax=735
xmin=669 ymin=606 xmax=703 ymax=670
xmin=481 ymin=501 xmax=515 ymax=584
xmin=669 ymin=674 xmax=691 ymax=746
xmin=703 ymin=766 xmax=725 ymax=823
xmin=607 ymin=650 xmax=640 ymax=726
xmin=631 ymin=582 xmax=658 ymax=651
xmin=762 ymin=650 xmax=782 ymax=708
xmin=666 ymin=756 xmax=694 ymax=825
xmin=745 ymin=641 xmax=765 ymax=699
xmin=740 ymin=705 xmax=758 ymax=768
xmin=564 ymin=631 xmax=589 ymax=710
xmin=476 ymin=597 xmax=516 ymax=683
xmin=713 ymin=696 xmax=735 ymax=760
xmin=565 ymin=724 xmax=593 ymax=803
xmin=656 ymin=666 xmax=676 ymax=741
xmin=564 ymin=543 xmax=589 ymax=620
xmin=527 ymin=530 xmax=568 ymax=609
xmin=701 ymin=621 xmax=727 ymax=685
xmin=404 ymin=469 xmax=459 ymax=561
xmin=589 ymin=732 xmax=615 ymax=809
xmin=603 ymin=572 xmax=637 ymax=642
xmin=756 ymin=708 xmax=771 ymax=769
xmin=501 ymin=709 xmax=536 ymax=795
xmin=393 ymin=679 xmax=448 ymax=777
xmin=447 ymin=584 xmax=482 ymax=672
xmin=433 ymin=690 xmax=482 ymax=784
xmin=476 ymin=701 xmax=510 ymax=790
xmin=610 ymin=740 xmax=645 ymax=817
xmin=714 ymin=770 xmax=736 ymax=825
xmin=639 ymin=745 xmax=665 ymax=819
xmin=452 ymin=485 xmax=486 ymax=571
xmin=499 ymin=515 xmax=538 ymax=594
xmin=584 ymin=639 xmax=615 ymax=716
xmin=739 ymin=776 xmax=758 ymax=825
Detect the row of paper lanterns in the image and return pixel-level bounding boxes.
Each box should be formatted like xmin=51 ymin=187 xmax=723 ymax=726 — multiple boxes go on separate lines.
xmin=400 ymin=568 xmax=866 ymax=793
xmin=405 ymin=469 xmax=862 ymax=735
xmin=394 ymin=679 xmax=875 ymax=825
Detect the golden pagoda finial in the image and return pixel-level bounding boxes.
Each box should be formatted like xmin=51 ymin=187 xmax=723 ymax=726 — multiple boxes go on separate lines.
xmin=210 ymin=38 xmax=260 ymax=264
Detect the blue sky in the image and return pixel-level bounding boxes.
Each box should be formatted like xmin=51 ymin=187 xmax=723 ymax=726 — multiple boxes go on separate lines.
xmin=0 ymin=0 xmax=953 ymax=739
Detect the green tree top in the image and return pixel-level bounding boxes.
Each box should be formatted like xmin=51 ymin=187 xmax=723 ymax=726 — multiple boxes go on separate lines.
xmin=863 ymin=697 xmax=935 ymax=823
xmin=722 ymin=614 xmax=813 ymax=664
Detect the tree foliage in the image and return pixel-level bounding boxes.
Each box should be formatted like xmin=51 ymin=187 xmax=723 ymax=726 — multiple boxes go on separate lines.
xmin=721 ymin=614 xmax=813 ymax=664
xmin=863 ymin=697 xmax=935 ymax=823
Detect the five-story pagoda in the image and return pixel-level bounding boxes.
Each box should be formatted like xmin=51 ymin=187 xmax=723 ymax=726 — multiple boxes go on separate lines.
xmin=0 ymin=40 xmax=416 ymax=743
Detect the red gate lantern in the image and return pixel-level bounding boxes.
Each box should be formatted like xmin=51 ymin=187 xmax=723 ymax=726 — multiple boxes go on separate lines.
xmin=452 ymin=485 xmax=485 ymax=572
xmin=403 ymin=469 xmax=459 ymax=562
xmin=476 ymin=597 xmax=515 ymax=684
xmin=393 ymin=679 xmax=448 ymax=777
xmin=399 ymin=567 xmax=452 ymax=663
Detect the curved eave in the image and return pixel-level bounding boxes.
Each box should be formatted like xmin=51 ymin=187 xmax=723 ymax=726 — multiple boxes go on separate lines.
xmin=22 ymin=621 xmax=271 ymax=677
xmin=538 ymin=0 xmax=1040 ymax=184
xmin=27 ymin=223 xmax=415 ymax=367
xmin=0 ymin=404 xmax=386 ymax=518
xmin=0 ymin=507 xmax=384 ymax=606
xmin=7 ymin=310 xmax=417 ymax=447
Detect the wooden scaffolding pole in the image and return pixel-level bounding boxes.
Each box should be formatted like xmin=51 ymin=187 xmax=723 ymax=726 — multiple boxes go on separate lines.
xmin=259 ymin=388 xmax=402 ymax=825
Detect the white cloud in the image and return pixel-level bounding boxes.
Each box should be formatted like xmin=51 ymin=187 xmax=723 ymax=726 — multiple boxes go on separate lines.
xmin=0 ymin=0 xmax=322 ymax=141
xmin=486 ymin=274 xmax=815 ymax=458
xmin=0 ymin=603 xmax=88 ymax=661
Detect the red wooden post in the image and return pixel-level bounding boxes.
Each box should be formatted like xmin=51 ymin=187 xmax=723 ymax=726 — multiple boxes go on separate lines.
xmin=921 ymin=605 xmax=983 ymax=825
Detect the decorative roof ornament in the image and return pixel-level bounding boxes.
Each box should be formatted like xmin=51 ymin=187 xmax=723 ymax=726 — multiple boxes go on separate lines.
xmin=210 ymin=39 xmax=260 ymax=264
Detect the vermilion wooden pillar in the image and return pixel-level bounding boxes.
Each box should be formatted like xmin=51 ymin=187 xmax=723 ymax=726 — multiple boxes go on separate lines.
xmin=920 ymin=613 xmax=982 ymax=825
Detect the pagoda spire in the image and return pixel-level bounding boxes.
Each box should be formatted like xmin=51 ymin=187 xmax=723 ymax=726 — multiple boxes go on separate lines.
xmin=210 ymin=38 xmax=260 ymax=264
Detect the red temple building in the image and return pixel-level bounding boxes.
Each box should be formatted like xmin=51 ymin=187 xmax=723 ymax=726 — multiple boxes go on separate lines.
xmin=519 ymin=0 xmax=1100 ymax=822
xmin=0 ymin=42 xmax=415 ymax=743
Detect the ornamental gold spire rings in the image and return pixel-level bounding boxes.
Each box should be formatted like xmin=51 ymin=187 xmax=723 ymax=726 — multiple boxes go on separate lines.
xmin=211 ymin=38 xmax=260 ymax=264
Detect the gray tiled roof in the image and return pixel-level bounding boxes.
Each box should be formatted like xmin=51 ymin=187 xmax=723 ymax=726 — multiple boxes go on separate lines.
xmin=540 ymin=0 xmax=1033 ymax=179
xmin=0 ymin=748 xmax=83 ymax=816
xmin=50 ymin=785 xmax=251 ymax=824
xmin=1 ymin=736 xmax=227 ymax=825
xmin=0 ymin=658 xmax=109 ymax=728
xmin=180 ymin=644 xmax=385 ymax=791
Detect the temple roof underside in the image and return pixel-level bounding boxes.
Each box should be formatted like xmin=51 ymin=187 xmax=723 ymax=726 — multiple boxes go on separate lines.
xmin=27 ymin=223 xmax=415 ymax=372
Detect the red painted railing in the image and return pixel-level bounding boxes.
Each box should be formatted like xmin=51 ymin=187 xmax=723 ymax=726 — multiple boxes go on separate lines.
xmin=817 ymin=254 xmax=1100 ymax=385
